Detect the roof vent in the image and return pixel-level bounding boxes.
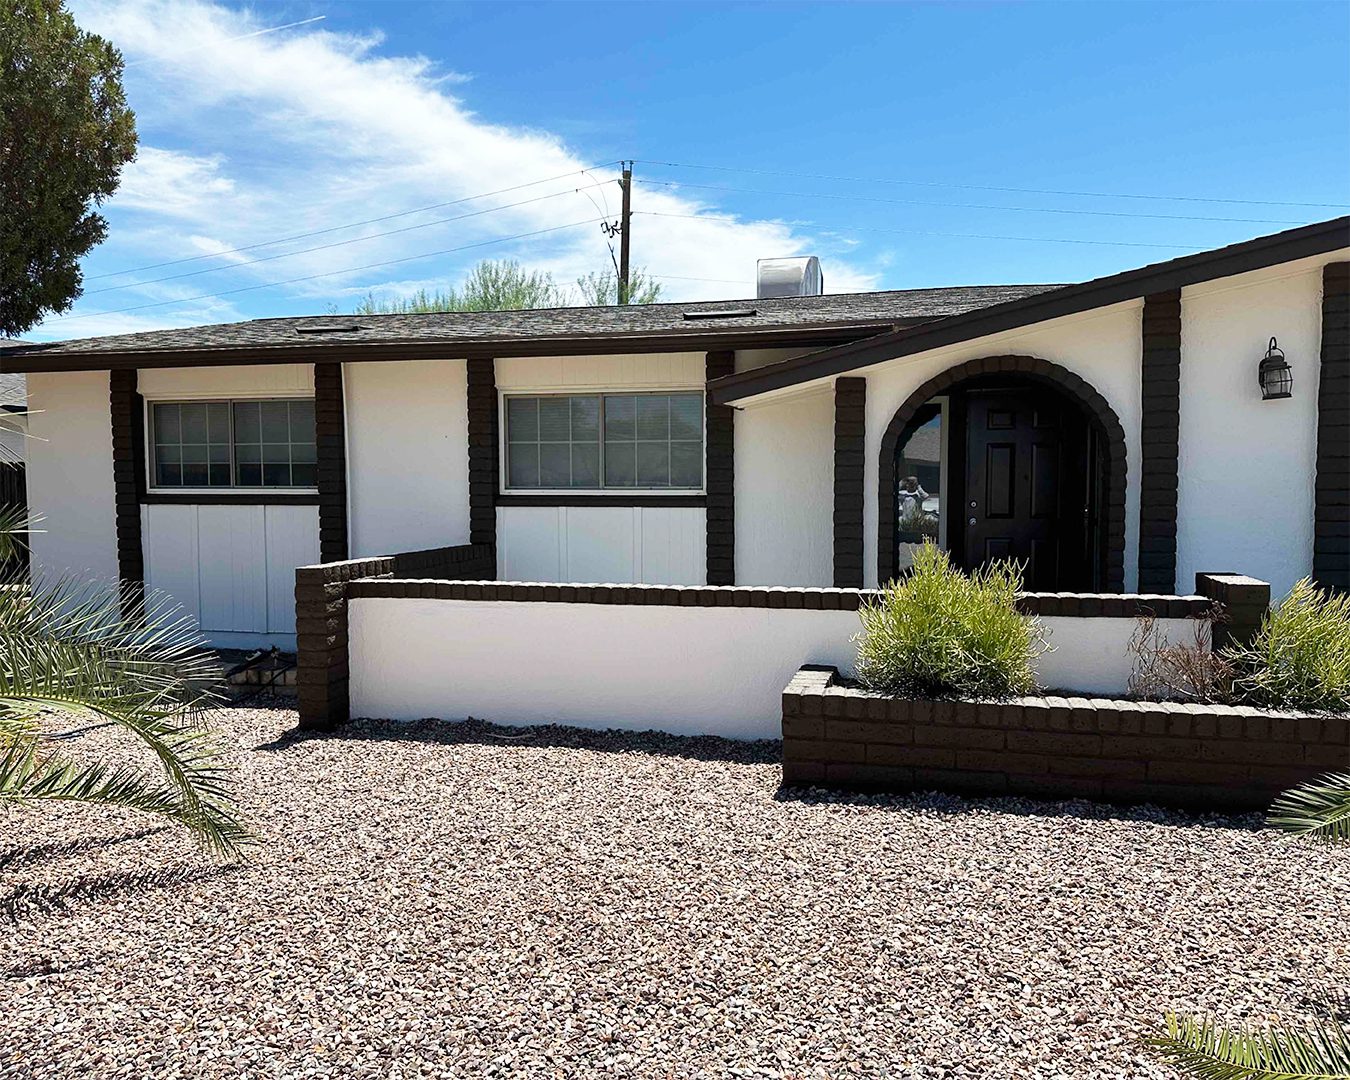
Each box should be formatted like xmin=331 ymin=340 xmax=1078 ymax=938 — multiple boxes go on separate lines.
xmin=757 ymin=256 xmax=824 ymax=299
xmin=294 ymin=324 xmax=363 ymax=335
xmin=682 ymin=308 xmax=758 ymax=321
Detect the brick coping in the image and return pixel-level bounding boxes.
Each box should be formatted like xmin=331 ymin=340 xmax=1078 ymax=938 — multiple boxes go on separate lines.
xmin=343 ymin=577 xmax=1214 ymax=618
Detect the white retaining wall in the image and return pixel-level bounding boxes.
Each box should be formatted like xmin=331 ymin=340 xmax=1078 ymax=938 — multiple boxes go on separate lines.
xmin=348 ymin=596 xmax=1193 ymax=740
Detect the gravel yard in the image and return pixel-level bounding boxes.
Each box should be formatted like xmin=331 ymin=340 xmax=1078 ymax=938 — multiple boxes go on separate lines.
xmin=2 ymin=705 xmax=1346 ymax=1080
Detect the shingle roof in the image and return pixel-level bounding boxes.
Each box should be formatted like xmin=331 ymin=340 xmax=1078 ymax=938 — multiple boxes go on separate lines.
xmin=0 ymin=371 xmax=24 ymax=409
xmin=0 ymin=285 xmax=1059 ymax=370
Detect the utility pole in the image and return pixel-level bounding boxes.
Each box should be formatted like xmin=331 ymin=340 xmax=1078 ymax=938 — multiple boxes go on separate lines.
xmin=618 ymin=161 xmax=632 ymax=305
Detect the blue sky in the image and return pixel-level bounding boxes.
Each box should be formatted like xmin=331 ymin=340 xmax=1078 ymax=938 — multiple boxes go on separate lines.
xmin=35 ymin=0 xmax=1350 ymax=341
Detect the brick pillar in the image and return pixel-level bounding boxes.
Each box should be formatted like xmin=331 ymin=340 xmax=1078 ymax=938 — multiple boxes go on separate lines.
xmin=1196 ymin=572 xmax=1271 ymax=651
xmin=1315 ymin=262 xmax=1349 ymax=593
xmin=833 ymin=378 xmax=866 ymax=588
xmin=295 ymin=555 xmax=392 ymax=731
xmin=705 ymin=349 xmax=736 ymax=585
xmin=1138 ymin=290 xmax=1181 ymax=592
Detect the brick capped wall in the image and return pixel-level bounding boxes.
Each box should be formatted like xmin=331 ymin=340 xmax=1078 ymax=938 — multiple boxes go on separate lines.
xmin=782 ymin=666 xmax=1347 ymax=810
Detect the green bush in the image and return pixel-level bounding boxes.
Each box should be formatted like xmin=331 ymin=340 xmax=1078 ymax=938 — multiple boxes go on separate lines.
xmin=854 ymin=542 xmax=1044 ymax=699
xmin=1228 ymin=578 xmax=1350 ymax=713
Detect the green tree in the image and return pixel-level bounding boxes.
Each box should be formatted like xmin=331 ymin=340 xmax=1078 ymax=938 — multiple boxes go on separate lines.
xmin=0 ymin=508 xmax=250 ymax=858
xmin=0 ymin=0 xmax=137 ymax=336
xmin=353 ymin=259 xmax=664 ymax=314
xmin=575 ymin=267 xmax=663 ymax=306
xmin=354 ymin=260 xmax=566 ymax=315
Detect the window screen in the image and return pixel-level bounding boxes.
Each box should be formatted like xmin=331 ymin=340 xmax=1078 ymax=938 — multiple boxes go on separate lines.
xmin=505 ymin=392 xmax=703 ymax=490
xmin=149 ymin=399 xmax=316 ymax=489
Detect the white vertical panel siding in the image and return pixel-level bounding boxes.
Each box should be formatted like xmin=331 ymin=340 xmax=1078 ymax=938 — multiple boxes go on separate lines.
xmin=345 ymin=360 xmax=471 ymax=558
xmin=734 ymin=386 xmax=835 ymax=586
xmin=143 ymin=503 xmax=318 ymax=647
xmin=859 ymin=302 xmax=1145 ymax=590
xmin=498 ymin=505 xmax=705 ymax=584
xmin=1177 ymin=255 xmax=1333 ymax=600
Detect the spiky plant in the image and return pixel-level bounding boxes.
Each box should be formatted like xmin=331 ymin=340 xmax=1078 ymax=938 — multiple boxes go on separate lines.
xmin=0 ymin=507 xmax=251 ymax=858
xmin=1267 ymin=771 xmax=1350 ymax=843
xmin=1150 ymin=1012 xmax=1350 ymax=1079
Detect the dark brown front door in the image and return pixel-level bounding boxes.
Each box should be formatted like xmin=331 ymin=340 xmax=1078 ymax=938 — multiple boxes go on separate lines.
xmin=962 ymin=387 xmax=1090 ymax=591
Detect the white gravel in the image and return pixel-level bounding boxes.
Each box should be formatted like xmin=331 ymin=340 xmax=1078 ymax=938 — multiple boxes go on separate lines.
xmin=2 ymin=705 xmax=1346 ymax=1079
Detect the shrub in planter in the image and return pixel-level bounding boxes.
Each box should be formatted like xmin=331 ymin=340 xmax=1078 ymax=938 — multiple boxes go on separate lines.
xmin=1228 ymin=578 xmax=1350 ymax=713
xmin=854 ymin=542 xmax=1045 ymax=699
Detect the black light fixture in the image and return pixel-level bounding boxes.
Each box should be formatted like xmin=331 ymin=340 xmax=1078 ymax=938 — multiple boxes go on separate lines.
xmin=1258 ymin=337 xmax=1293 ymax=400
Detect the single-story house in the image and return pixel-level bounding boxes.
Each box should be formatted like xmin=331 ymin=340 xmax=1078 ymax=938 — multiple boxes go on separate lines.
xmin=2 ymin=217 xmax=1346 ymax=651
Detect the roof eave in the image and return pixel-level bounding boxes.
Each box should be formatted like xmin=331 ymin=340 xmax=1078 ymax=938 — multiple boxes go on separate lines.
xmin=0 ymin=321 xmax=906 ymax=374
xmin=710 ymin=216 xmax=1350 ymax=405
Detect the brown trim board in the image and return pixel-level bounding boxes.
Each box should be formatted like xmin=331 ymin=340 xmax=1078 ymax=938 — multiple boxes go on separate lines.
xmin=466 ymin=358 xmax=498 ymax=564
xmin=314 ymin=363 xmax=348 ymax=562
xmin=1316 ymin=262 xmax=1350 ymax=593
xmin=705 ymin=349 xmax=735 ymax=584
xmin=833 ymin=378 xmax=866 ymax=588
xmin=109 ymin=369 xmax=144 ymax=587
xmin=1137 ymin=290 xmax=1181 ymax=592
xmin=497 ymin=495 xmax=706 ymax=508
xmin=141 ymin=492 xmax=321 ymax=506
xmin=711 ymin=217 xmax=1350 ymax=404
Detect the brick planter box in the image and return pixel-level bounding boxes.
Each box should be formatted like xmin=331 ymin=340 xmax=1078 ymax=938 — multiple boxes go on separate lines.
xmin=782 ymin=666 xmax=1348 ymax=810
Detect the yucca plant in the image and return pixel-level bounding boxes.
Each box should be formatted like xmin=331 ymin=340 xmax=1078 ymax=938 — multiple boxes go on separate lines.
xmin=0 ymin=506 xmax=251 ymax=858
xmin=854 ymin=541 xmax=1045 ymax=699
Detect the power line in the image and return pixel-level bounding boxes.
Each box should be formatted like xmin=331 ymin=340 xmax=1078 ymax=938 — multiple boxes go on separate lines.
xmin=47 ymin=219 xmax=606 ymax=325
xmin=86 ymin=178 xmax=619 ymax=296
xmin=633 ymin=158 xmax=1350 ymax=210
xmin=635 ymin=209 xmax=1207 ymax=251
xmin=89 ymin=163 xmax=622 ymax=281
xmin=634 ymin=177 xmax=1306 ymax=226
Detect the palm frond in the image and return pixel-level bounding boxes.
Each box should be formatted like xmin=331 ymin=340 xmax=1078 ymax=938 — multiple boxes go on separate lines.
xmin=1150 ymin=1012 xmax=1350 ymax=1079
xmin=0 ymin=737 xmax=250 ymax=857
xmin=0 ymin=563 xmax=251 ymax=857
xmin=1267 ymin=772 xmax=1350 ymax=842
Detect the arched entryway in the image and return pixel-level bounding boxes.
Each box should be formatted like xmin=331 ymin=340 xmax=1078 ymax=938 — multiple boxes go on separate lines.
xmin=877 ymin=355 xmax=1127 ymax=591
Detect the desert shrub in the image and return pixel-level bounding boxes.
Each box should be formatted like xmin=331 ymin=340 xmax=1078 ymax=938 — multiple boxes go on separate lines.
xmin=854 ymin=542 xmax=1045 ymax=699
xmin=1227 ymin=578 xmax=1350 ymax=713
xmin=1128 ymin=608 xmax=1235 ymax=703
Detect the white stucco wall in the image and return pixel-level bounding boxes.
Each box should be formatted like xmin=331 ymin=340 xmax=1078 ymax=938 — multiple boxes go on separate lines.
xmin=138 ymin=363 xmax=314 ymax=399
xmin=734 ymin=386 xmax=835 ymax=586
xmin=1177 ymin=254 xmax=1335 ymax=600
xmin=345 ymin=360 xmax=470 ymax=558
xmin=348 ymin=596 xmax=1191 ymax=740
xmin=25 ymin=370 xmax=118 ymax=584
xmin=853 ymin=301 xmax=1145 ymax=590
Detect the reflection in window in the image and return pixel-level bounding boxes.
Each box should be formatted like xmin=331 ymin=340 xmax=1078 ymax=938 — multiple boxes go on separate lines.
xmin=895 ymin=403 xmax=942 ymax=571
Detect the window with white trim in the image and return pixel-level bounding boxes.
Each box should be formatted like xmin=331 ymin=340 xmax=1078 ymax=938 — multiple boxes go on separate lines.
xmin=504 ymin=391 xmax=703 ymax=490
xmin=149 ymin=399 xmax=317 ymax=489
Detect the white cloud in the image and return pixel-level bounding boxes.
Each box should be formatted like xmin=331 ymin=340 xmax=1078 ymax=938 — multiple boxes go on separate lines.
xmin=40 ymin=0 xmax=881 ymax=339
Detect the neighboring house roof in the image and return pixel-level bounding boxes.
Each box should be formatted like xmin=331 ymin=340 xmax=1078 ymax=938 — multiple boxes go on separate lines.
xmin=710 ymin=216 xmax=1350 ymax=404
xmin=0 ymin=369 xmax=25 ymax=412
xmin=0 ymin=285 xmax=1059 ymax=373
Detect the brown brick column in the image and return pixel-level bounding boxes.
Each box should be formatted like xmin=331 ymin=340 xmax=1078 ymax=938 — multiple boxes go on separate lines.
xmin=314 ymin=363 xmax=348 ymax=563
xmin=295 ymin=555 xmax=392 ymax=731
xmin=1196 ymin=572 xmax=1270 ymax=651
xmin=109 ymin=369 xmax=145 ymax=592
xmin=1315 ymin=262 xmax=1349 ymax=593
xmin=833 ymin=377 xmax=866 ymax=588
xmin=1138 ymin=290 xmax=1182 ymax=592
xmin=705 ymin=349 xmax=736 ymax=585
xmin=466 ymin=358 xmax=498 ymax=565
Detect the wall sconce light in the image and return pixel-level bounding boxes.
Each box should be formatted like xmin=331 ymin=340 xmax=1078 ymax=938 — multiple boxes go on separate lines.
xmin=1258 ymin=337 xmax=1293 ymax=400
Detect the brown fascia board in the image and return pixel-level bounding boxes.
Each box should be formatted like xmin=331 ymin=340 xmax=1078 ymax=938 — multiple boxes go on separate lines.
xmin=0 ymin=322 xmax=902 ymax=375
xmin=709 ymin=216 xmax=1350 ymax=405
